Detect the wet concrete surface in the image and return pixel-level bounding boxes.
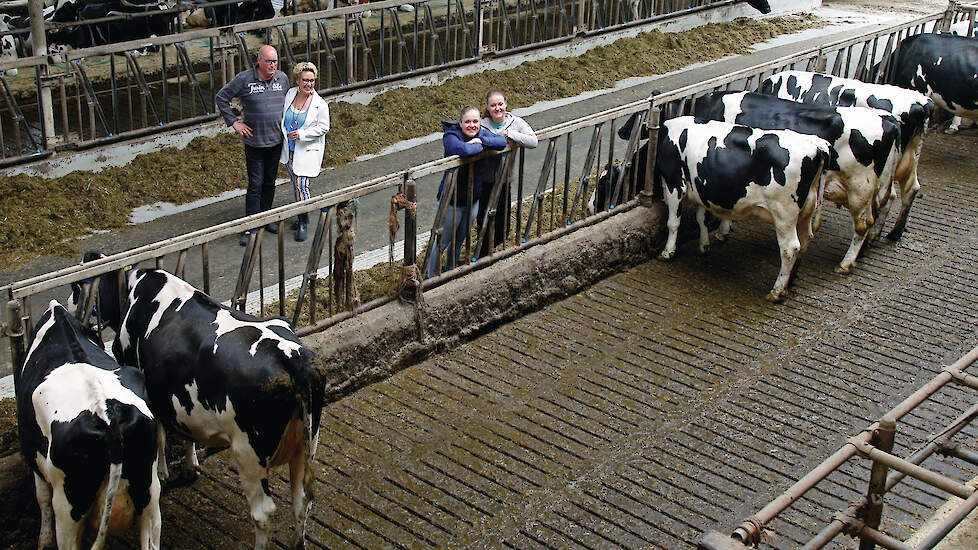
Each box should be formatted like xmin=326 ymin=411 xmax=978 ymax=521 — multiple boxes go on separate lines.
xmin=138 ymin=127 xmax=978 ymax=549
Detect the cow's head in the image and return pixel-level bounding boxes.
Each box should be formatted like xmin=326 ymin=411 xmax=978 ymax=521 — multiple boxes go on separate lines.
xmin=68 ymin=251 xmax=131 ymax=333
xmin=747 ymin=0 xmax=771 ymax=14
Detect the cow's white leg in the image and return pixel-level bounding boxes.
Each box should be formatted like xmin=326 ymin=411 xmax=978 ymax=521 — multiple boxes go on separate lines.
xmin=767 ymin=217 xmax=802 ymax=303
xmin=869 ymin=180 xmax=896 ymax=242
xmin=658 ymin=189 xmax=682 ymax=261
xmin=947 ymin=115 xmax=962 ymax=134
xmin=695 ymin=207 xmax=711 ymax=254
xmin=838 ymin=183 xmax=875 ymax=274
xmin=232 ymin=438 xmax=275 ymax=550
xmin=887 ymin=141 xmax=924 ymax=240
xmin=288 ymin=446 xmax=312 ymax=550
xmin=51 ymin=481 xmax=84 ymax=550
xmin=34 ymin=473 xmax=56 ymax=550
xmin=713 ymin=219 xmax=732 ymax=243
xmin=185 ymin=442 xmax=201 ymax=473
xmin=138 ymin=461 xmax=162 ymax=550
xmin=887 ymin=162 xmax=921 ymax=240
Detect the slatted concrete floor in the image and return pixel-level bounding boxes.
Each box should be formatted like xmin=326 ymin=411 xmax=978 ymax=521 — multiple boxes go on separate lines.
xmin=151 ymin=128 xmax=978 ymax=549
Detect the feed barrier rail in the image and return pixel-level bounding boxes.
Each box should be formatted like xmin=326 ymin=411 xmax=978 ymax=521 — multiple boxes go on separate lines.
xmin=0 ymin=9 xmax=947 ymax=378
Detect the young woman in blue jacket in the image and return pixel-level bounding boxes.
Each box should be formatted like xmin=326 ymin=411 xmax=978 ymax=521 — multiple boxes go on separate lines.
xmin=426 ymin=105 xmax=508 ymax=278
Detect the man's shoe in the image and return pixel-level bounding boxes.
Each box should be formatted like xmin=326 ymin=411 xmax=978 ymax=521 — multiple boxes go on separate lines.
xmin=295 ymin=222 xmax=308 ymax=242
xmin=265 ymin=222 xmax=279 ymax=234
xmin=239 ymin=232 xmax=252 ymax=247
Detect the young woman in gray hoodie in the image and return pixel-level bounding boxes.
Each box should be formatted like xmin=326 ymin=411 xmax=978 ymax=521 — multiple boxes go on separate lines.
xmin=477 ymin=90 xmax=538 ymax=257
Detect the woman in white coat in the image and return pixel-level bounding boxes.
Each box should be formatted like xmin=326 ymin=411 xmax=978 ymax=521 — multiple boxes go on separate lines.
xmin=280 ymin=61 xmax=330 ymax=241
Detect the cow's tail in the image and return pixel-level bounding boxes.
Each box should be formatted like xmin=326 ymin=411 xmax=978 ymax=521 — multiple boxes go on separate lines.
xmin=291 ymin=348 xmax=325 ymax=479
xmin=90 ymin=419 xmax=125 ymax=550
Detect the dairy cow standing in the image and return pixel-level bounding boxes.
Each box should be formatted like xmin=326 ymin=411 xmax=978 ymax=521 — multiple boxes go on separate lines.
xmin=89 ymin=267 xmax=325 ymax=550
xmin=760 ymin=70 xmax=933 ymax=241
xmin=17 ymin=300 xmax=160 ymax=550
xmin=693 ymin=91 xmax=901 ymax=273
xmin=656 ymin=117 xmax=831 ymax=302
xmin=889 ymin=32 xmax=978 ymax=134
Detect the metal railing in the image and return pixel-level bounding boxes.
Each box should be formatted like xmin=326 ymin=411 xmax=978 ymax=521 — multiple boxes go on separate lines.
xmin=699 ymin=345 xmax=978 ymax=550
xmin=0 ymin=0 xmax=758 ymax=166
xmin=0 ymin=8 xmax=950 ymax=365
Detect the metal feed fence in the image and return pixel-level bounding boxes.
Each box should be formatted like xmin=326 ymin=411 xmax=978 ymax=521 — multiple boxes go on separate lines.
xmin=0 ymin=0 xmax=761 ymax=166
xmin=0 ymin=7 xmax=950 ymax=349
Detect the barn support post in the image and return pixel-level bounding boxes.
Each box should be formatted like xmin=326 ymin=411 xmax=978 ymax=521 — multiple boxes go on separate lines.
xmin=859 ymin=416 xmax=895 ymax=550
xmin=29 ymin=0 xmax=56 ymax=144
xmin=639 ymin=104 xmax=659 ymax=208
xmin=6 ymin=299 xmax=26 ymax=387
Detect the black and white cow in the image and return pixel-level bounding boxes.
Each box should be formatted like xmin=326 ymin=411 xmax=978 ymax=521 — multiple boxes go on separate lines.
xmin=760 ymin=70 xmax=934 ymax=241
xmin=0 ymin=14 xmax=19 ymax=77
xmin=17 ymin=300 xmax=160 ymax=550
xmin=889 ymin=32 xmax=978 ymax=134
xmin=693 ymin=91 xmax=901 ymax=273
xmin=656 ymin=117 xmax=831 ymax=302
xmin=93 ymin=267 xmax=324 ymax=550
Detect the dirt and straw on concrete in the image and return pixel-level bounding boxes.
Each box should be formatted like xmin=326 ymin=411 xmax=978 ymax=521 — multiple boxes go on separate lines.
xmin=0 ymin=14 xmax=821 ymax=271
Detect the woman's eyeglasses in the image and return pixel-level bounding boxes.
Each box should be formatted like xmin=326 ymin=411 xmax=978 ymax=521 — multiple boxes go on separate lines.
xmin=301 ymin=78 xmax=317 ymax=83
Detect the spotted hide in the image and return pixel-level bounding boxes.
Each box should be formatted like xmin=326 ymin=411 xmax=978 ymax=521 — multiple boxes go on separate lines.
xmin=656 ymin=117 xmax=831 ymax=303
xmin=693 ymin=91 xmax=901 ymax=273
xmin=759 ymin=70 xmax=933 ymax=241
xmin=889 ymin=32 xmax=978 ymax=135
xmin=106 ymin=268 xmax=324 ymax=550
xmin=17 ymin=300 xmax=160 ymax=550
xmin=0 ymin=14 xmax=18 ymax=77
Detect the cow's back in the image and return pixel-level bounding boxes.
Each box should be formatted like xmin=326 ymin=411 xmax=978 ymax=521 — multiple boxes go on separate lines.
xmin=890 ymin=33 xmax=978 ymax=116
xmin=115 ymin=269 xmax=321 ymax=462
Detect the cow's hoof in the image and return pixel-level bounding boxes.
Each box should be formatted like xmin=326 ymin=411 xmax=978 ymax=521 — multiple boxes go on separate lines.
xmin=945 ymin=127 xmax=959 ymax=134
xmin=658 ymin=251 xmax=675 ymax=262
xmin=765 ymin=291 xmax=786 ymax=303
xmin=886 ymin=229 xmax=905 ymax=241
xmin=834 ymin=264 xmax=852 ymax=274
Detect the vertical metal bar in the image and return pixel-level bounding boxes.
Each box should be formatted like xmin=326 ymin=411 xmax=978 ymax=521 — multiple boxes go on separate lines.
xmin=7 ymin=300 xmax=26 ymax=385
xmin=201 ymin=243 xmax=211 ymax=295
xmin=521 ymin=137 xmax=557 ymax=242
xmin=562 ymin=131 xmax=571 ymax=220
xmin=162 ymin=44 xmax=169 ymax=124
xmin=345 ymin=14 xmax=356 ymax=83
xmin=515 ymin=147 xmax=524 ymax=240
xmin=175 ymin=250 xmax=187 ymax=278
xmin=404 ymin=179 xmax=418 ymax=267
xmin=859 ymin=416 xmax=896 ymax=550
xmin=278 ymin=221 xmax=286 ymax=317
xmin=641 ymin=106 xmax=659 ymax=204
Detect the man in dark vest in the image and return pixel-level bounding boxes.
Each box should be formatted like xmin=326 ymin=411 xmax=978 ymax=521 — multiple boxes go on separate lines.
xmin=216 ymin=44 xmax=289 ymax=246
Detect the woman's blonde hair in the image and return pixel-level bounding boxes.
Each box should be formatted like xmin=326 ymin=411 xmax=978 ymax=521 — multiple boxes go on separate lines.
xmin=292 ymin=61 xmax=318 ymax=81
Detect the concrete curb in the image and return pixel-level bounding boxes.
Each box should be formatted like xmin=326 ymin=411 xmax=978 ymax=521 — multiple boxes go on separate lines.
xmin=303 ymin=203 xmax=667 ymax=400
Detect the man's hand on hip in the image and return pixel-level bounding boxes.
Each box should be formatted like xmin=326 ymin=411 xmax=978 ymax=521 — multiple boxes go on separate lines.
xmin=232 ymin=120 xmax=253 ymax=138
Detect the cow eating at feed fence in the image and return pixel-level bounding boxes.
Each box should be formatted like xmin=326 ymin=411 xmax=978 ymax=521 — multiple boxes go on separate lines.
xmin=888 ymin=32 xmax=978 ymax=135
xmin=692 ymin=91 xmax=902 ymax=273
xmin=82 ymin=264 xmax=325 ymax=550
xmin=656 ymin=117 xmax=831 ymax=303
xmin=759 ymin=70 xmax=933 ymax=241
xmin=17 ymin=300 xmax=161 ymax=550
